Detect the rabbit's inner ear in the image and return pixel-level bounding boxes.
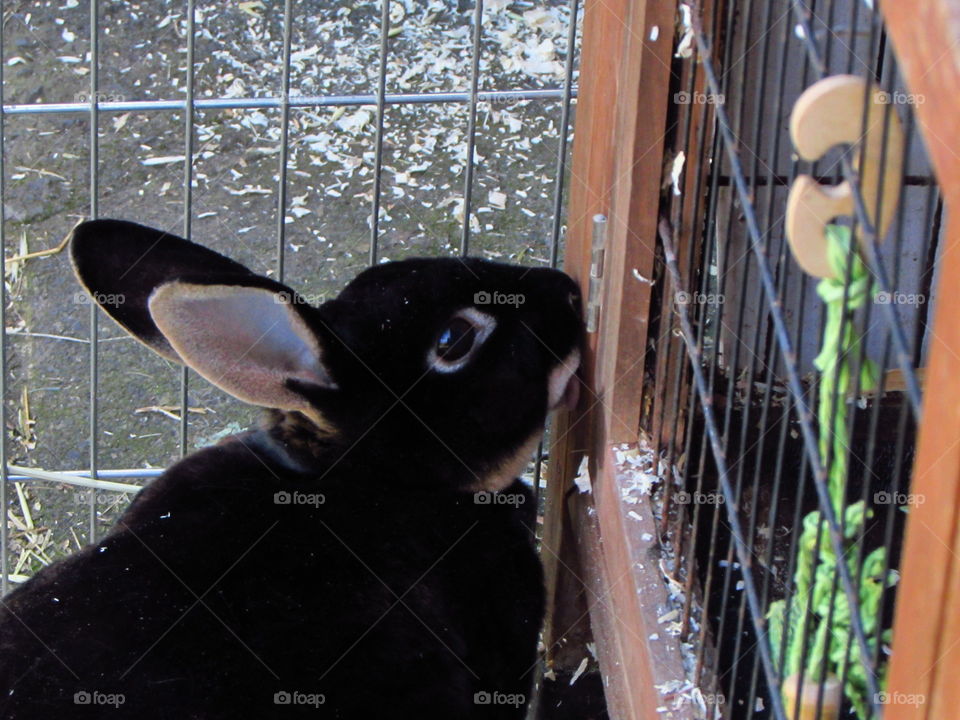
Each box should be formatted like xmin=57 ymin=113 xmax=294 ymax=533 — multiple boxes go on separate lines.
xmin=148 ymin=282 xmax=336 ymax=428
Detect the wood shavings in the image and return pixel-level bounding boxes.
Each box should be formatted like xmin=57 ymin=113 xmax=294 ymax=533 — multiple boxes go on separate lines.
xmin=227 ymin=185 xmax=272 ymax=196
xmin=141 ymin=155 xmax=185 ymax=166
xmin=658 ymin=609 xmax=679 ymax=625
xmin=676 ymin=4 xmax=695 ymax=59
xmin=335 ymin=109 xmax=372 ymax=135
xmin=573 ymin=456 xmax=591 ymax=494
xmin=670 ymin=151 xmax=686 ymax=196
xmin=615 ymin=445 xmax=659 ymax=502
xmin=238 ymin=0 xmax=265 ymax=16
xmin=134 ymin=406 xmax=212 ymax=422
xmin=655 ymin=680 xmax=709 ymax=715
xmin=569 ymin=657 xmax=589 ymax=686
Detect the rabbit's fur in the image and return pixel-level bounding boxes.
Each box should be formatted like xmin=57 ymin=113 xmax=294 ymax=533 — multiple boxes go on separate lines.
xmin=0 ymin=219 xmax=584 ymax=719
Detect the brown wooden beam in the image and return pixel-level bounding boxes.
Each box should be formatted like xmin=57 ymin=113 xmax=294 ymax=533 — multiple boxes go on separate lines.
xmin=542 ymin=0 xmax=679 ymax=717
xmin=594 ymin=0 xmax=676 ymax=446
xmin=880 ymin=2 xmax=960 ymax=718
xmin=541 ymin=0 xmax=635 ymax=674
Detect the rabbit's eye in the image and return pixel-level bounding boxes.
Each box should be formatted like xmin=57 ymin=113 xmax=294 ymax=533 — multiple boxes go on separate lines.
xmin=427 ymin=308 xmax=496 ymax=373
xmin=436 ymin=318 xmax=476 ymax=362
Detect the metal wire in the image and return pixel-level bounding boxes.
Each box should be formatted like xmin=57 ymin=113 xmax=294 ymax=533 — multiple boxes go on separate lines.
xmin=276 ymin=0 xmax=294 ymax=281
xmin=657 ymin=3 xmax=935 ymax=718
xmin=676 ymin=2 xmax=908 ymax=712
xmin=87 ymin=0 xmax=101 ymax=544
xmin=0 ymin=16 xmax=586 ymax=720
xmin=535 ymin=0 xmax=580 ymax=511
xmin=686 ymin=0 xmax=749 ymax=696
xmin=0 ymin=0 xmax=8 ymax=598
xmin=2 ymin=88 xmax=575 ymax=116
xmin=0 ymin=0 xmax=582 ymax=604
xmin=459 ymin=0 xmax=484 ymax=257
xmin=180 ymin=0 xmax=197 ymax=459
xmin=548 ymin=0 xmax=580 ymax=269
xmin=711 ymin=5 xmax=763 ymax=704
xmin=740 ymin=4 xmax=815 ymax=712
xmin=369 ymin=0 xmax=391 ymax=265
xmin=658 ymin=218 xmax=789 ymax=720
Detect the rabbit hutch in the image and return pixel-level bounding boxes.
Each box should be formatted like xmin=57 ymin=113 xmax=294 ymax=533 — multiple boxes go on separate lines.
xmin=540 ymin=0 xmax=960 ymax=719
xmin=0 ymin=0 xmax=956 ymax=719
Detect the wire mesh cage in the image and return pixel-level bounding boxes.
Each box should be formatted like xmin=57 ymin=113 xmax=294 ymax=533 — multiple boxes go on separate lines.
xmin=5 ymin=1 xmax=951 ymax=717
xmin=641 ymin=1 xmax=935 ymax=718
xmin=0 ymin=0 xmax=580 ymax=595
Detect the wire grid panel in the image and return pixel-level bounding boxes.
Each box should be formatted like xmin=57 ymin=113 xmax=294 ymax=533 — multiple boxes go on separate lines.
xmin=647 ymin=2 xmax=934 ymax=719
xmin=0 ymin=1 xmax=581 ymax=589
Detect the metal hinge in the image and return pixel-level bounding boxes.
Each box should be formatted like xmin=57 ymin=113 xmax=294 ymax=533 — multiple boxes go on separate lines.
xmin=587 ymin=213 xmax=607 ymax=333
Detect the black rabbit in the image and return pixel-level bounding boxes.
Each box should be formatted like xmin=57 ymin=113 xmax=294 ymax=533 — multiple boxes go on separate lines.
xmin=0 ymin=219 xmax=584 ymax=719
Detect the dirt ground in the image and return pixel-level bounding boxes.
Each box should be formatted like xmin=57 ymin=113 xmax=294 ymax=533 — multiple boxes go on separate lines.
xmin=2 ymin=0 xmax=578 ymax=577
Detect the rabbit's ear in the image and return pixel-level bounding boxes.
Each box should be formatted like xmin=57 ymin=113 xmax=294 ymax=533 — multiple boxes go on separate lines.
xmin=148 ymin=282 xmax=336 ymax=421
xmin=70 ymin=219 xmax=335 ymax=422
xmin=70 ymin=219 xmax=254 ymax=362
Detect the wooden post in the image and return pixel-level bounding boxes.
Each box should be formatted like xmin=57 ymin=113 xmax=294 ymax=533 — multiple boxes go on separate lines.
xmin=878 ymin=2 xmax=960 ymax=718
xmin=541 ymin=0 xmax=681 ymax=718
xmin=541 ymin=0 xmax=628 ymax=669
xmin=540 ymin=0 xmax=635 ymax=673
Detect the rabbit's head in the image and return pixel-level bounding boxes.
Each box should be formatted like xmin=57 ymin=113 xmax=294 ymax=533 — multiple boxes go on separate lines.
xmin=71 ymin=219 xmax=584 ymax=490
